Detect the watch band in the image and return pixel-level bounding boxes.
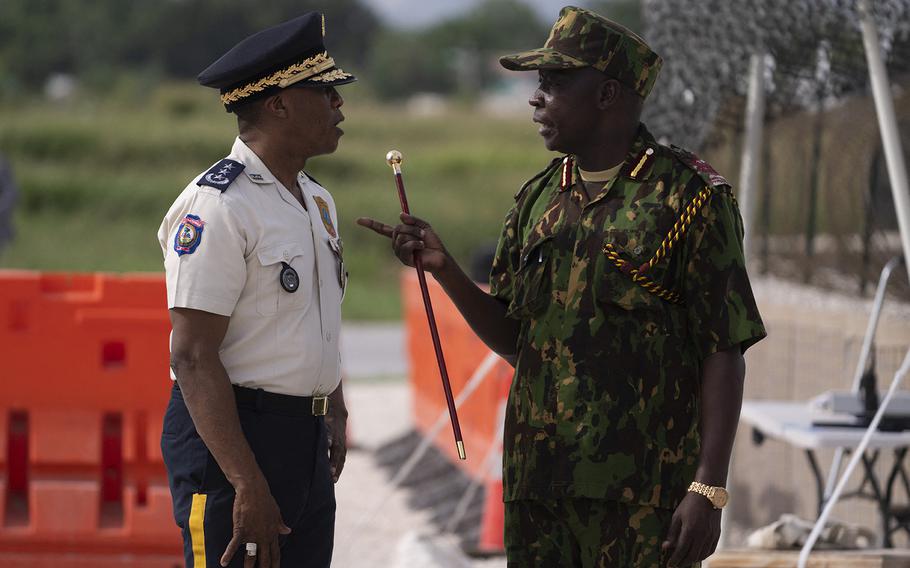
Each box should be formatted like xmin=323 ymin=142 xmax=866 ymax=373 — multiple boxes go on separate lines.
xmin=687 ymin=481 xmax=727 ymax=508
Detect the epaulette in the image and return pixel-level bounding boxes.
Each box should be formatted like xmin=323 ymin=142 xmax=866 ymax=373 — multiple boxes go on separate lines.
xmin=197 ymin=158 xmax=245 ymax=192
xmin=514 ymin=156 xmax=563 ymax=200
xmin=669 ymin=145 xmax=729 ymax=188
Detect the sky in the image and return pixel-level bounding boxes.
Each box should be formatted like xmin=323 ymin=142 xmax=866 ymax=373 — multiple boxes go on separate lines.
xmin=360 ymin=0 xmax=574 ymax=29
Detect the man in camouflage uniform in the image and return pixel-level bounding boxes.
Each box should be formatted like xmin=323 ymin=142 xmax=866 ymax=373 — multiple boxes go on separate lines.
xmin=360 ymin=6 xmax=765 ymax=567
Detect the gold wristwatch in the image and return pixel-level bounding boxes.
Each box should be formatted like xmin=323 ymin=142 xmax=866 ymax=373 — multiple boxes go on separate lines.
xmin=688 ymin=481 xmax=729 ymax=509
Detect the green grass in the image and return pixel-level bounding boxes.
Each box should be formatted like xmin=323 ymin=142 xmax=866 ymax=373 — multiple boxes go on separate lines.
xmin=0 ymin=84 xmax=552 ymax=319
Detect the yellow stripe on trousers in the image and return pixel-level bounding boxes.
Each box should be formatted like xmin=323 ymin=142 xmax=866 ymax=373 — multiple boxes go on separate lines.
xmin=189 ymin=493 xmax=208 ymax=567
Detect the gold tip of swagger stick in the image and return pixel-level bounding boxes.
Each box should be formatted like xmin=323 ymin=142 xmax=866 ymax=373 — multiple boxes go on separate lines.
xmin=385 ymin=150 xmax=403 ymax=174
xmin=456 ymin=440 xmax=466 ymax=460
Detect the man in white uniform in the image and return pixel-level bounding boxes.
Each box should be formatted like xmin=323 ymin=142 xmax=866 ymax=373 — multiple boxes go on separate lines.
xmin=158 ymin=12 xmax=353 ymax=568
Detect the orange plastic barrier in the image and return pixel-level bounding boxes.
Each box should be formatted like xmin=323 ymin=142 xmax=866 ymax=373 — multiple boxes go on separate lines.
xmin=0 ymin=271 xmax=181 ymax=566
xmin=402 ymin=271 xmax=514 ymax=479
xmin=403 ymin=271 xmax=511 ymax=551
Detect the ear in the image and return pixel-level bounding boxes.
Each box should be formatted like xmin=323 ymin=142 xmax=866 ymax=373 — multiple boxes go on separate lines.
xmin=262 ymin=93 xmax=289 ymax=118
xmin=597 ymin=78 xmax=622 ymax=110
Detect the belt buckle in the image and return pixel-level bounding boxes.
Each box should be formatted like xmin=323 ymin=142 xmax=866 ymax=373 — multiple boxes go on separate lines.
xmin=312 ymin=396 xmax=328 ymax=416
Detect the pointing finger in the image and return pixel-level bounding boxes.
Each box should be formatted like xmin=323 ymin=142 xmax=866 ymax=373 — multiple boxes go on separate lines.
xmin=356 ymin=217 xmax=394 ymax=238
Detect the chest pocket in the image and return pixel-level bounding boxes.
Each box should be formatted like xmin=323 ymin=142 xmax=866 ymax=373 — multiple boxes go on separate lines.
xmin=599 ymin=229 xmax=673 ymax=312
xmin=256 ymin=242 xmax=314 ymax=316
xmin=507 ymin=234 xmax=554 ymax=319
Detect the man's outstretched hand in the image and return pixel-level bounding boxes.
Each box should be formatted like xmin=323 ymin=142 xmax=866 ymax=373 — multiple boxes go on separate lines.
xmin=356 ymin=213 xmax=449 ymax=273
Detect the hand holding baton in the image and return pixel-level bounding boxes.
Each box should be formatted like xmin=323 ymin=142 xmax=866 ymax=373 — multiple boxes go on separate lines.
xmin=385 ymin=150 xmax=466 ymax=460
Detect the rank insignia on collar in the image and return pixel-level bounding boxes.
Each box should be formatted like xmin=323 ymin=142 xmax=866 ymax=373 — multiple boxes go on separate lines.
xmin=626 ymin=147 xmax=655 ymax=180
xmin=174 ymin=214 xmax=205 ymax=256
xmin=313 ymin=196 xmax=337 ymax=237
xmin=559 ymin=156 xmax=574 ymax=191
xmin=197 ymin=158 xmax=245 ymax=191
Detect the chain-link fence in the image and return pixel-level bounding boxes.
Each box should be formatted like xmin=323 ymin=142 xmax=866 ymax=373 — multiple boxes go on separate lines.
xmin=643 ymin=0 xmax=910 ymax=300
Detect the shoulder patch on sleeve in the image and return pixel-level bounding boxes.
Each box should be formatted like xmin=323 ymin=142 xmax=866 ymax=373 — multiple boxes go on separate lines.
xmin=670 ymin=145 xmax=729 ymax=188
xmin=197 ymin=159 xmax=245 ymax=191
xmin=174 ymin=214 xmax=206 ymax=256
xmin=515 ymin=156 xmax=563 ymax=199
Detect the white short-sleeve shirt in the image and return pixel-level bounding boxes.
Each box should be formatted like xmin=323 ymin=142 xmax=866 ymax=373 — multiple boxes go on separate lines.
xmin=158 ymin=137 xmax=346 ymax=396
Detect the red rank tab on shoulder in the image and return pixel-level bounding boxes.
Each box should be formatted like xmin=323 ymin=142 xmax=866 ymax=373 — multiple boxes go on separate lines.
xmin=694 ymin=157 xmax=728 ymax=187
xmin=674 ymin=147 xmax=728 ymax=187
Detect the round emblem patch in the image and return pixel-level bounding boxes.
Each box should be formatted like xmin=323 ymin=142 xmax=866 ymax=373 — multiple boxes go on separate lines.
xmin=173 ymin=214 xmax=205 ymax=256
xmin=177 ymin=224 xmax=197 ymax=247
xmin=280 ymin=262 xmax=299 ymax=293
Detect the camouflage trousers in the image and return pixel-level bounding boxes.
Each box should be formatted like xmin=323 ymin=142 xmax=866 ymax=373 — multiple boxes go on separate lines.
xmin=504 ymin=498 xmax=700 ymax=568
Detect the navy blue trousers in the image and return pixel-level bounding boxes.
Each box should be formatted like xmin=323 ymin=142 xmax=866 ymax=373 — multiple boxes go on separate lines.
xmin=161 ymin=384 xmax=335 ymax=567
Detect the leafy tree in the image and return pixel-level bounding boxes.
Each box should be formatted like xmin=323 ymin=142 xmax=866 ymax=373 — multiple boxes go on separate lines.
xmin=0 ymin=0 xmax=381 ymax=91
xmin=366 ymin=0 xmax=548 ymax=99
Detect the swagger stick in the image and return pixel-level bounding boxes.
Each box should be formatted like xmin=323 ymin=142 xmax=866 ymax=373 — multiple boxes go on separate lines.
xmin=386 ymin=150 xmax=466 ymax=460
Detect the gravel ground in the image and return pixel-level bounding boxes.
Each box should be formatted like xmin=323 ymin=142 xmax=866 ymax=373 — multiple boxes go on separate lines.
xmin=340 ymin=323 xmax=408 ymax=380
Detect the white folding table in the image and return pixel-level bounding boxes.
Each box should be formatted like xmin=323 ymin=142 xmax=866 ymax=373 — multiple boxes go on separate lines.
xmin=740 ymin=400 xmax=910 ymax=546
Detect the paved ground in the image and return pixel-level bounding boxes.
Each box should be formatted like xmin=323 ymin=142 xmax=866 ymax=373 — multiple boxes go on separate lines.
xmin=335 ymin=323 xmax=506 ymax=568
xmin=340 ymin=322 xmax=407 ymax=380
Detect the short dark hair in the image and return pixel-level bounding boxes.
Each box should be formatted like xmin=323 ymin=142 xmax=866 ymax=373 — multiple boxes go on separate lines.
xmin=233 ymin=97 xmax=265 ymax=129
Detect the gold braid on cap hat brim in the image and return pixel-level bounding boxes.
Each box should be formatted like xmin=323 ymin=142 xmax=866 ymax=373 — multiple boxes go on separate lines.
xmin=308 ymin=68 xmax=351 ymax=83
xmin=220 ymin=51 xmax=350 ymax=105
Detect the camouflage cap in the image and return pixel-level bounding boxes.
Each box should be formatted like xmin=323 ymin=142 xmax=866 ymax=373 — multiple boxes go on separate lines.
xmin=499 ymin=6 xmax=662 ymax=99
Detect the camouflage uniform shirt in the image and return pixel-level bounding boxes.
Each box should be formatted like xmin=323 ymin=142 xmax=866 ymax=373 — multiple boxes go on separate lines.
xmin=490 ymin=124 xmax=766 ymax=509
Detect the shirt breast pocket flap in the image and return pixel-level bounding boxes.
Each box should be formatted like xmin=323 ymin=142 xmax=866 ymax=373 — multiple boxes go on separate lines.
xmin=508 ymin=235 xmax=554 ymax=318
xmin=256 ymin=242 xmax=313 ymax=316
xmin=600 ymin=229 xmax=665 ymax=312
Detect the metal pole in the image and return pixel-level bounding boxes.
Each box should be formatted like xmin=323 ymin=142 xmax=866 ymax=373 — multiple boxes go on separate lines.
xmin=859 ymin=0 xmax=910 ymax=285
xmin=738 ymin=53 xmax=767 ymax=261
xmin=823 ymin=255 xmax=903 ymax=500
xmin=759 ymin=134 xmax=773 ymax=274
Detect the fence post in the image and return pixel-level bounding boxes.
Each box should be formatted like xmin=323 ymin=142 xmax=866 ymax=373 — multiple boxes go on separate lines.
xmin=738 ymin=53 xmax=767 ymax=263
xmin=804 ymin=89 xmax=826 ymax=283
xmin=859 ymin=0 xmax=910 ymax=286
